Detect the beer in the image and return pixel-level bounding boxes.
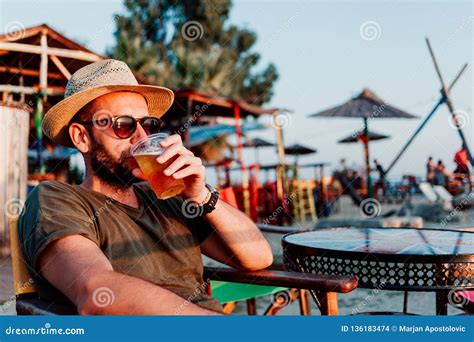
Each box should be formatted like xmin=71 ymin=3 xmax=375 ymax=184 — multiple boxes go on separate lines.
xmin=131 ymin=133 xmax=185 ymax=199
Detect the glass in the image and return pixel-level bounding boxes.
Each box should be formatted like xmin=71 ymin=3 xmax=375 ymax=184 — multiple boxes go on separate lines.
xmin=130 ymin=133 xmax=185 ymax=199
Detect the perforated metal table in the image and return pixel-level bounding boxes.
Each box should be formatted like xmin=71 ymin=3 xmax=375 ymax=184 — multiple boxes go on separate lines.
xmin=282 ymin=227 xmax=474 ymax=315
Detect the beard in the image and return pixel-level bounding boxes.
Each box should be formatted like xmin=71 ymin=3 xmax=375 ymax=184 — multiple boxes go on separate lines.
xmin=89 ymin=141 xmax=142 ymax=190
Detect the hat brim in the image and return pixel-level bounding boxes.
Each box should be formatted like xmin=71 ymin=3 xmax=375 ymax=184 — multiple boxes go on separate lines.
xmin=42 ymin=84 xmax=175 ymax=148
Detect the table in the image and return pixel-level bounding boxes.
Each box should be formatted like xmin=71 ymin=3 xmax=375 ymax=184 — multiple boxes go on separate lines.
xmin=282 ymin=227 xmax=474 ymax=315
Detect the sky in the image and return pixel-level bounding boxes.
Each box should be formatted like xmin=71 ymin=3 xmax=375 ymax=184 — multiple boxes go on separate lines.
xmin=0 ymin=0 xmax=472 ymax=179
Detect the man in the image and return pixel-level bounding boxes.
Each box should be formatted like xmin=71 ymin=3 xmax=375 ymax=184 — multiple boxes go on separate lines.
xmin=18 ymin=59 xmax=273 ymax=315
xmin=373 ymin=159 xmax=386 ymax=197
xmin=426 ymin=156 xmax=435 ymax=184
xmin=453 ymin=146 xmax=472 ymax=192
xmin=434 ymin=160 xmax=449 ymax=187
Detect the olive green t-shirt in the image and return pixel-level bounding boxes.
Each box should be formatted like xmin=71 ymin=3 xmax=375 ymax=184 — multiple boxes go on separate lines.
xmin=18 ymin=180 xmax=223 ymax=314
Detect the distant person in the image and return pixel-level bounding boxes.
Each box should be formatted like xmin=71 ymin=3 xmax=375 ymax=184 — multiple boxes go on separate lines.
xmin=453 ymin=146 xmax=472 ymax=191
xmin=434 ymin=160 xmax=450 ymax=187
xmin=374 ymin=159 xmax=387 ymax=197
xmin=454 ymin=147 xmax=470 ymax=174
xmin=426 ymin=156 xmax=435 ymax=184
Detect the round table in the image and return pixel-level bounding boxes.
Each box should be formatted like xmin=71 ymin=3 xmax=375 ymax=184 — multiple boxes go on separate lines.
xmin=282 ymin=227 xmax=474 ymax=315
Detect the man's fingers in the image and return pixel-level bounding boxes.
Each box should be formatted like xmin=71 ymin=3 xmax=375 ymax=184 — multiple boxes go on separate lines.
xmin=164 ymin=156 xmax=201 ymax=176
xmin=159 ymin=134 xmax=182 ymax=147
xmin=172 ymin=165 xmax=205 ymax=179
xmin=157 ymin=144 xmax=193 ymax=164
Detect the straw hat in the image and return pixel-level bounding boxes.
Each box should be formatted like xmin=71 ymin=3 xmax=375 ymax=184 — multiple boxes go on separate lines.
xmin=42 ymin=59 xmax=174 ymax=147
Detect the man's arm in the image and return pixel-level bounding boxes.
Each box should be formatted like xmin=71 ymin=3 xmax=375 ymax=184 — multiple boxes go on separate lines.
xmin=199 ymin=198 xmax=273 ymax=271
xmin=38 ymin=235 xmax=222 ymax=315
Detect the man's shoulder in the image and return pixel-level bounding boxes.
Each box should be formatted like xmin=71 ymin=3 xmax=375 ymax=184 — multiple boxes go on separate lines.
xmin=36 ymin=180 xmax=76 ymax=193
xmin=27 ymin=180 xmax=85 ymax=209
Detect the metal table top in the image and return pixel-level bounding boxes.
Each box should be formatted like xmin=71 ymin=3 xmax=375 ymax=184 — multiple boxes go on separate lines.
xmin=282 ymin=227 xmax=474 ymax=291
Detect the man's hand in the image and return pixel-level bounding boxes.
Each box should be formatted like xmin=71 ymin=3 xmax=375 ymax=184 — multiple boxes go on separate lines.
xmin=132 ymin=134 xmax=208 ymax=203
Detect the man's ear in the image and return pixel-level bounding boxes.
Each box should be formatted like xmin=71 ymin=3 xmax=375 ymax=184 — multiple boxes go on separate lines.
xmin=69 ymin=123 xmax=91 ymax=153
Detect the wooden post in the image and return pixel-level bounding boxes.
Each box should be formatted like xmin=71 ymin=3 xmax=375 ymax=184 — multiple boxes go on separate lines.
xmin=435 ymin=291 xmax=448 ymax=315
xmin=363 ymin=118 xmax=373 ymax=198
xmin=319 ymin=292 xmax=338 ymax=315
xmin=233 ymin=104 xmax=250 ymax=216
xmin=319 ymin=165 xmax=327 ymax=217
xmin=40 ymin=29 xmax=48 ymax=91
xmin=246 ymin=298 xmax=257 ymax=315
xmin=298 ymin=289 xmax=311 ymax=315
xmin=274 ymin=111 xmax=288 ymax=218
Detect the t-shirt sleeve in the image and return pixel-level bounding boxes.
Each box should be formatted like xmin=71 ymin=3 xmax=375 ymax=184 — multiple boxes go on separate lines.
xmin=18 ymin=181 xmax=100 ymax=274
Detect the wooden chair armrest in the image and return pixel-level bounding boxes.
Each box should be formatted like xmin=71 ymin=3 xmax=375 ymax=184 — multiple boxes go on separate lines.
xmin=203 ymin=266 xmax=357 ymax=293
xmin=257 ymin=223 xmax=309 ymax=234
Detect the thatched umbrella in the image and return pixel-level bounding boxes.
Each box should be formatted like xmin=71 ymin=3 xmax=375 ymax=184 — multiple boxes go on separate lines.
xmin=309 ymin=88 xmax=417 ymax=197
xmin=284 ymin=143 xmax=317 ymax=156
xmin=338 ymin=129 xmax=390 ymax=144
xmin=284 ymin=144 xmax=318 ymax=181
xmin=238 ymin=137 xmax=275 ymax=164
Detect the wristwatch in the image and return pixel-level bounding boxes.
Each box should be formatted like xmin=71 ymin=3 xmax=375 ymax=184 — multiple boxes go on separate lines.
xmin=201 ymin=183 xmax=219 ymax=216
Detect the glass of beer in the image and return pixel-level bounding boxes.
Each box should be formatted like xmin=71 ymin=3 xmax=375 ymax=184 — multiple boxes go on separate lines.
xmin=131 ymin=133 xmax=185 ymax=199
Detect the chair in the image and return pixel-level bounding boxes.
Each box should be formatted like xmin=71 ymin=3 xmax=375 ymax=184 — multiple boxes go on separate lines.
xmin=9 ymin=217 xmax=358 ymax=315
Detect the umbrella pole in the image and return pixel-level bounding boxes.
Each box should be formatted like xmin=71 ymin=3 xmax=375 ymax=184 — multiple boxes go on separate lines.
xmin=274 ymin=112 xmax=288 ymax=219
xmin=233 ymin=103 xmax=250 ymax=216
xmin=363 ymin=118 xmax=373 ymax=198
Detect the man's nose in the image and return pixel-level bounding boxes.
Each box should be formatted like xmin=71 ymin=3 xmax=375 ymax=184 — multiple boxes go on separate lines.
xmin=130 ymin=122 xmax=148 ymax=144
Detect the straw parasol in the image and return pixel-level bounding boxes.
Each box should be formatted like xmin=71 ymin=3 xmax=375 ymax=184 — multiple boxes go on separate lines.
xmin=239 ymin=137 xmax=275 ymax=164
xmin=284 ymin=143 xmax=317 ymax=156
xmin=309 ymin=88 xmax=417 ymax=197
xmin=338 ymin=129 xmax=390 ymax=144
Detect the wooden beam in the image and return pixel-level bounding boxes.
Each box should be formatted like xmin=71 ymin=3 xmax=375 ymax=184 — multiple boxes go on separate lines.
xmin=40 ymin=30 xmax=48 ymax=90
xmin=50 ymin=55 xmax=71 ymax=80
xmin=0 ymin=66 xmax=65 ymax=79
xmin=0 ymin=41 xmax=102 ymax=62
xmin=0 ymin=84 xmax=63 ymax=96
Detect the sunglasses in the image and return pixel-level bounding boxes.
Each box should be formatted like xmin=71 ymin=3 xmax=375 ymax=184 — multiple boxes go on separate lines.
xmin=79 ymin=115 xmax=163 ymax=139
